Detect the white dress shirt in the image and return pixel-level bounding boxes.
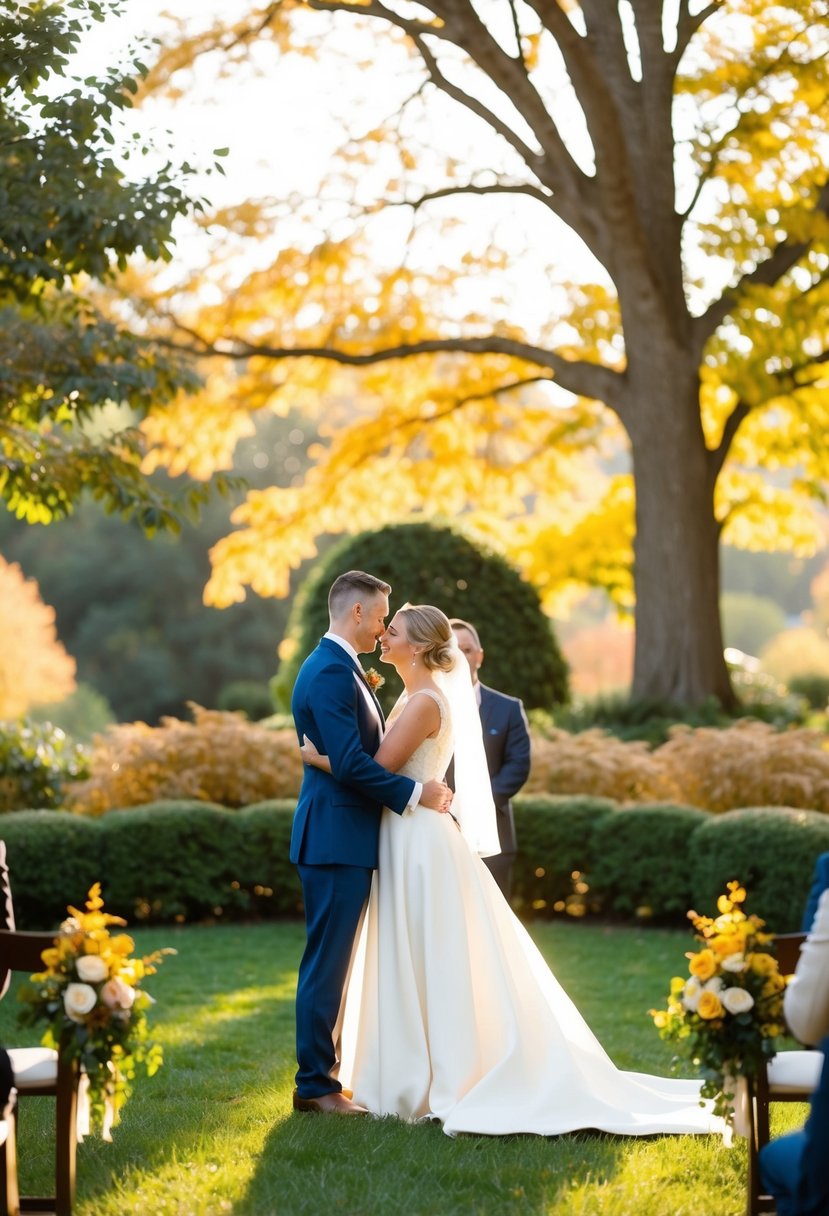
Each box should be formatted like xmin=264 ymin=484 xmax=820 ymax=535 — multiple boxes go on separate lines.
xmin=785 ymin=886 xmax=829 ymax=1046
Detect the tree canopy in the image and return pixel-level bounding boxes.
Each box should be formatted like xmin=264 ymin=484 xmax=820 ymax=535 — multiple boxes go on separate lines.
xmin=0 ymin=556 xmax=75 ymax=719
xmin=133 ymin=0 xmax=828 ymax=707
xmin=0 ymin=0 xmax=229 ymax=532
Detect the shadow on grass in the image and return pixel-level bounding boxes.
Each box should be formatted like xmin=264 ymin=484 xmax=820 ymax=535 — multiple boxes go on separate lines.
xmin=238 ymin=1111 xmax=631 ymax=1216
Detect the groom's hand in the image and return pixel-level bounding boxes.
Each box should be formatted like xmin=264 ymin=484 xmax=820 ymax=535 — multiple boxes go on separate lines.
xmin=421 ymin=779 xmax=452 ymax=813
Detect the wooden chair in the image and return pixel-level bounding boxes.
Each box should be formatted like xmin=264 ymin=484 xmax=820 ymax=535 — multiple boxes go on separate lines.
xmin=0 ymin=839 xmax=81 ymax=1216
xmin=745 ymin=932 xmax=822 ymax=1216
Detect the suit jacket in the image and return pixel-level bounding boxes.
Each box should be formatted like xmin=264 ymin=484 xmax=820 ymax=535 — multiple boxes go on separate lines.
xmin=802 ymin=852 xmax=829 ymax=933
xmin=290 ymin=638 xmax=415 ymax=868
xmin=478 ymin=683 xmax=531 ymax=856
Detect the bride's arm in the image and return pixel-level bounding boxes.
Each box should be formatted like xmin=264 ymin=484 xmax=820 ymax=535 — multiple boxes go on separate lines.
xmin=374 ymin=696 xmax=440 ymax=772
xmin=299 ymin=697 xmax=440 ymax=775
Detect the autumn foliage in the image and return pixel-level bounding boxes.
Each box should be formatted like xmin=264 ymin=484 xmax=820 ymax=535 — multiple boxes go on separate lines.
xmin=0 ymin=556 xmax=75 ymax=718
xmin=65 ymin=705 xmax=303 ymax=815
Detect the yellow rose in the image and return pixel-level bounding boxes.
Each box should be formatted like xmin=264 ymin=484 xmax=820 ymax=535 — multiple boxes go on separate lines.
xmin=109 ymin=934 xmax=135 ymax=957
xmin=711 ymin=934 xmax=741 ymax=957
xmin=688 ymin=949 xmax=717 ymax=981
xmin=697 ymin=990 xmax=724 ymax=1020
xmin=762 ymin=975 xmax=785 ymax=998
xmin=748 ymin=952 xmax=776 ymax=976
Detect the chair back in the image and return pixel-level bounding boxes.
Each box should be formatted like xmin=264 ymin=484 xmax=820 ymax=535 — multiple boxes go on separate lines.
xmin=775 ymin=932 xmax=806 ymax=977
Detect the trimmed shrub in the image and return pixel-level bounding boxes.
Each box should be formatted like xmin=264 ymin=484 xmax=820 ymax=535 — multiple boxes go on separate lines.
xmin=660 ymin=720 xmax=829 ymax=814
xmin=100 ymin=802 xmax=248 ymax=923
xmin=511 ymin=795 xmax=618 ymax=918
xmin=65 ymin=705 xmax=302 ymax=814
xmin=525 ymin=727 xmax=677 ymax=802
xmin=690 ymin=807 xmax=829 ymax=931
xmin=789 ymin=674 xmax=829 ymax=711
xmin=216 ymin=680 xmax=274 ymax=721
xmin=0 ymin=719 xmax=89 ymax=811
xmin=237 ymin=801 xmax=303 ymax=917
xmin=273 ymin=522 xmax=569 ymax=714
xmin=0 ymin=811 xmax=103 ymax=928
xmin=590 ymin=803 xmax=711 ymax=921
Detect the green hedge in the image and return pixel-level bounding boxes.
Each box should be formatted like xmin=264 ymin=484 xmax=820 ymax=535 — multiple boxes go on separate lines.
xmin=689 ymin=806 xmax=829 ymax=932
xmin=238 ymin=801 xmax=303 ymax=917
xmin=512 ymin=795 xmax=618 ymax=918
xmin=590 ymin=803 xmax=711 ymax=921
xmin=0 ymin=811 xmax=103 ymax=927
xmin=2 ymin=798 xmax=828 ymax=931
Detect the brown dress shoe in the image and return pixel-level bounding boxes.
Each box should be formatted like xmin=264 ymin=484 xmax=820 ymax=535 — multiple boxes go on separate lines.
xmin=292 ymin=1089 xmax=369 ymax=1116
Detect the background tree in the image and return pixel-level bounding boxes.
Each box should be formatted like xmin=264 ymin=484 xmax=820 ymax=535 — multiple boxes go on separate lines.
xmin=0 ymin=0 xmax=231 ymax=532
xmin=0 ymin=413 xmax=312 ymax=723
xmin=274 ymin=522 xmax=569 ymax=713
xmin=132 ymin=0 xmax=829 ymax=710
xmin=0 ymin=557 xmax=75 ymax=719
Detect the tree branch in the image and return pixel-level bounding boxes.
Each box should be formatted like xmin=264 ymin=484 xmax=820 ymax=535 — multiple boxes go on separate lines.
xmin=673 ymin=1 xmax=722 ymax=64
xmin=708 ymin=398 xmax=751 ymax=480
xmin=405 ymin=180 xmax=554 ymax=214
xmin=695 ymin=179 xmax=829 ymax=349
xmin=160 ymin=328 xmax=625 ymax=409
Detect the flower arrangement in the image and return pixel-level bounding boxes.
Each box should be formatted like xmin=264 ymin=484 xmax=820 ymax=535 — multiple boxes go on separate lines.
xmin=18 ymin=884 xmax=173 ymax=1136
xmin=364 ymin=667 xmax=385 ymax=691
xmin=650 ymin=880 xmax=787 ymax=1126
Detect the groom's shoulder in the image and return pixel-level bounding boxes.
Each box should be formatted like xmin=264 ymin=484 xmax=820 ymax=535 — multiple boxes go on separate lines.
xmin=299 ymin=638 xmax=349 ymax=678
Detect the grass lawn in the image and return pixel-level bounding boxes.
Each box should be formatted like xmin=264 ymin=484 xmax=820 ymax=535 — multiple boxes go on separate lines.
xmin=0 ymin=919 xmax=805 ymax=1216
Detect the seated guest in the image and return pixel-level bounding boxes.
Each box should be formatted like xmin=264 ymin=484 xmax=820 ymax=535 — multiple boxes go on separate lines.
xmin=801 ymin=851 xmax=829 ymax=933
xmin=760 ymin=886 xmax=829 ymax=1215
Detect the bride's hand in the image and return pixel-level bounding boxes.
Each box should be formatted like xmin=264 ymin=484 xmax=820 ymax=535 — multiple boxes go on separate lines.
xmin=300 ymin=734 xmax=327 ymax=769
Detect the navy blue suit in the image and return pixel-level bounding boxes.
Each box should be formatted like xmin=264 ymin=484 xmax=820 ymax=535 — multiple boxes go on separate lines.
xmin=802 ymin=852 xmax=829 ymax=933
xmin=479 ymin=684 xmax=531 ymax=899
xmin=760 ymin=1036 xmax=829 ymax=1216
xmin=291 ymin=637 xmax=415 ymax=1098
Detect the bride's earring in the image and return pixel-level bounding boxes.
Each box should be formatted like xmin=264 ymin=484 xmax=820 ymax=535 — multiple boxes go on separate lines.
xmin=411 ymin=650 xmax=418 ymax=667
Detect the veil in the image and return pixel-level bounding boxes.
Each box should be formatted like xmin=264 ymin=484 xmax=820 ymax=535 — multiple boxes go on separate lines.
xmin=434 ymin=638 xmax=501 ymax=858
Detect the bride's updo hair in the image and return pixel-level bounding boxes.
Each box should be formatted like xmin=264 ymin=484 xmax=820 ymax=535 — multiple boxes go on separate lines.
xmin=398 ymin=604 xmax=455 ymax=673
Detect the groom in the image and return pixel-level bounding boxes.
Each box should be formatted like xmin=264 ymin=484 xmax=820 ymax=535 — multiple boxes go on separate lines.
xmin=290 ymin=569 xmax=451 ymax=1114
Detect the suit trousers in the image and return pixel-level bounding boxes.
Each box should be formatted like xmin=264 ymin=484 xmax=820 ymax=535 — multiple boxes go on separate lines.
xmin=295 ymin=863 xmax=373 ymax=1098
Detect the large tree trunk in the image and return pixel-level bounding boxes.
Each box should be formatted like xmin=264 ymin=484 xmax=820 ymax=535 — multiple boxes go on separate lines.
xmin=625 ymin=350 xmax=735 ymax=710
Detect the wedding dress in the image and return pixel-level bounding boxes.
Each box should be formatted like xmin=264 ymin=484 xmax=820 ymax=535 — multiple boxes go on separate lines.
xmin=339 ymin=687 xmax=720 ymax=1138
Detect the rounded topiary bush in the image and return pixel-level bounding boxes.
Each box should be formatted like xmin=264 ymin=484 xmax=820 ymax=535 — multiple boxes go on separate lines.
xmin=237 ymin=800 xmax=303 ymax=916
xmin=589 ymin=803 xmax=711 ymax=922
xmin=0 ymin=811 xmax=103 ymax=928
xmin=273 ymin=522 xmax=569 ymax=714
xmin=216 ymin=680 xmax=274 ymax=721
xmin=689 ymin=806 xmax=829 ymax=931
xmin=100 ymin=802 xmax=248 ymax=923
xmin=512 ymin=794 xmax=617 ymax=918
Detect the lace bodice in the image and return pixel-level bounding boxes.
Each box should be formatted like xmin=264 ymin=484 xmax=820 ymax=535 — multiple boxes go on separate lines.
xmin=386 ymin=688 xmax=454 ymax=785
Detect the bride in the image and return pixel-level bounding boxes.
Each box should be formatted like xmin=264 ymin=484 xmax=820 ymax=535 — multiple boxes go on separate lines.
xmin=300 ymin=603 xmax=719 ymax=1138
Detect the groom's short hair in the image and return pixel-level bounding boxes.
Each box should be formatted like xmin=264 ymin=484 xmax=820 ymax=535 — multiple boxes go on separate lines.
xmin=328 ymin=570 xmax=391 ymax=618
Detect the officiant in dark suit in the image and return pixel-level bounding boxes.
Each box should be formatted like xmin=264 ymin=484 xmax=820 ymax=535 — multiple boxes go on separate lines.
xmin=449 ymin=618 xmax=531 ymax=900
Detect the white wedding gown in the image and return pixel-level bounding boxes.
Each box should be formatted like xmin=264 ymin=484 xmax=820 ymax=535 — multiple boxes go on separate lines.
xmin=339 ymin=688 xmax=720 ymax=1138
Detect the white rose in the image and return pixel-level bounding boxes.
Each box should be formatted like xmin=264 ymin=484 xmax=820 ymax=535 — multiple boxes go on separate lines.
xmin=704 ymin=976 xmax=725 ymax=995
xmin=682 ymin=977 xmax=702 ymax=1011
xmin=64 ymin=983 xmax=97 ymax=1023
xmin=722 ymin=987 xmax=755 ymax=1015
xmin=76 ymin=954 xmax=108 ymax=983
xmin=722 ymin=953 xmax=747 ymax=973
xmin=101 ymin=976 xmax=135 ymax=1011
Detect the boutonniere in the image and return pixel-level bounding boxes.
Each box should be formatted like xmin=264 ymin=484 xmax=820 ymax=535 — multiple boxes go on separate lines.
xmin=364 ymin=667 xmax=385 ymax=691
